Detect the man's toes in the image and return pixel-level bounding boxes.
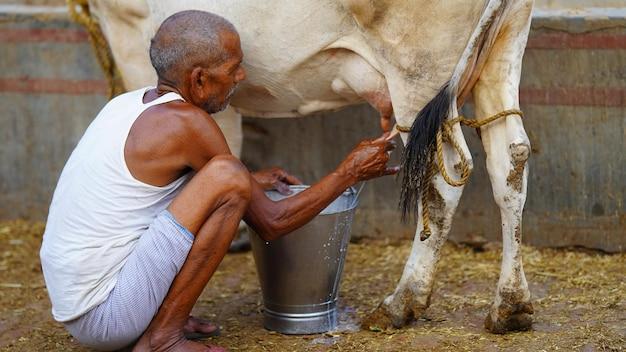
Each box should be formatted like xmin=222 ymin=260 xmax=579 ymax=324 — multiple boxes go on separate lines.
xmin=184 ymin=316 xmax=220 ymax=339
xmin=187 ymin=316 xmax=217 ymax=331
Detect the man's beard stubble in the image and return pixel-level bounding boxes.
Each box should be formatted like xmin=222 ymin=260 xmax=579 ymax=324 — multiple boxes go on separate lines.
xmin=204 ymin=84 xmax=238 ymax=114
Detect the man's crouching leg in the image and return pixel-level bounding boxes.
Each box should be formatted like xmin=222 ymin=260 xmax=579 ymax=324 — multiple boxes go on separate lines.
xmin=134 ymin=155 xmax=251 ymax=352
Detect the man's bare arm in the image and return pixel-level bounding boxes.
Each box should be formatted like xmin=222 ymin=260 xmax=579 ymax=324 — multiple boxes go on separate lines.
xmin=180 ymin=107 xmax=397 ymax=241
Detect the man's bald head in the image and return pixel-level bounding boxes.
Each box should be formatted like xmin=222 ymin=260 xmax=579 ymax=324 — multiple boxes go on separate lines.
xmin=149 ymin=10 xmax=238 ymax=84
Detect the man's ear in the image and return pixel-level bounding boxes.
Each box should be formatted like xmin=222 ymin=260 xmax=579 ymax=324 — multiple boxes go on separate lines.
xmin=190 ymin=67 xmax=209 ymax=99
xmin=190 ymin=67 xmax=207 ymax=88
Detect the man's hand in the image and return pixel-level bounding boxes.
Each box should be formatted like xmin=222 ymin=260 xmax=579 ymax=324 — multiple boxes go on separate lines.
xmin=252 ymin=167 xmax=303 ymax=195
xmin=338 ymin=134 xmax=400 ymax=182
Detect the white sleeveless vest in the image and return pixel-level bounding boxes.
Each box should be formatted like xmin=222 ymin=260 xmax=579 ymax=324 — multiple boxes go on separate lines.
xmin=40 ymin=87 xmax=189 ymax=322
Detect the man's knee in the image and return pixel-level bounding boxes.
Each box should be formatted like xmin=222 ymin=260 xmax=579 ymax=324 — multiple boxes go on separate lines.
xmin=202 ymin=155 xmax=251 ymax=202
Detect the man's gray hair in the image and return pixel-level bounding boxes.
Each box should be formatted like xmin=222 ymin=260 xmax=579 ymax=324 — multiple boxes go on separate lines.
xmin=149 ymin=10 xmax=237 ymax=83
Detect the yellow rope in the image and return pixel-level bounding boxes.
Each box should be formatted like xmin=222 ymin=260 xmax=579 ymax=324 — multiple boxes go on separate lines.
xmin=397 ymin=109 xmax=524 ymax=240
xmin=67 ymin=0 xmax=125 ymax=98
xmin=419 ymin=155 xmax=438 ymax=241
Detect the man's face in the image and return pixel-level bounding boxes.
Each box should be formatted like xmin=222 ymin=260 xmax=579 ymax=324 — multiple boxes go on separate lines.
xmin=199 ymin=32 xmax=246 ymax=114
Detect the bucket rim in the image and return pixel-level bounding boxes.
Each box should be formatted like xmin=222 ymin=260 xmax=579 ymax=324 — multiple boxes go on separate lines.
xmin=264 ymin=185 xmax=359 ymax=214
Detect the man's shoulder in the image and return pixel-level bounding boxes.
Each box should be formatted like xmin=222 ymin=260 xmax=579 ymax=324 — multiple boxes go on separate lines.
xmin=143 ymin=101 xmax=220 ymax=138
xmin=132 ymin=99 xmax=230 ymax=169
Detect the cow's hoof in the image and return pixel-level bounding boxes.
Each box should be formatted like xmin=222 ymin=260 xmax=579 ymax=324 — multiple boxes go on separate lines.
xmin=484 ymin=301 xmax=534 ymax=334
xmin=361 ymin=302 xmax=413 ymax=331
xmin=361 ymin=303 xmax=399 ymax=331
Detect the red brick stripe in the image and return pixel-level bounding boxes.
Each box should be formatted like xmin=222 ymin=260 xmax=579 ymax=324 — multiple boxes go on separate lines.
xmin=527 ymin=33 xmax=626 ymax=50
xmin=0 ymin=28 xmax=88 ymax=43
xmin=0 ymin=78 xmax=107 ymax=95
xmin=520 ymin=87 xmax=625 ymax=107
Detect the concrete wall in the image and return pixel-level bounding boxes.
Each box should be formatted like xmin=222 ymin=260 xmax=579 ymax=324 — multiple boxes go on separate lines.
xmin=1 ymin=4 xmax=624 ymax=251
xmin=0 ymin=6 xmax=108 ymax=219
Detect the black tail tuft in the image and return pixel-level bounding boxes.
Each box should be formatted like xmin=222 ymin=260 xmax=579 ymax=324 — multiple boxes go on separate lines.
xmin=400 ymin=82 xmax=452 ymax=221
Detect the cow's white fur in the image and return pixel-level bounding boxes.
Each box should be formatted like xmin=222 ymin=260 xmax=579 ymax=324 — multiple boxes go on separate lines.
xmin=89 ymin=0 xmax=534 ymax=332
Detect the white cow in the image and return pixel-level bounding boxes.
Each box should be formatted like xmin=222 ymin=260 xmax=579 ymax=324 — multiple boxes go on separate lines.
xmin=87 ymin=0 xmax=535 ymax=333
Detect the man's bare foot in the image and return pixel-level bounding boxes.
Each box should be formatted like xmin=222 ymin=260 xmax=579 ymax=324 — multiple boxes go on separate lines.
xmin=184 ymin=316 xmax=220 ymax=339
xmin=133 ymin=332 xmax=226 ymax=352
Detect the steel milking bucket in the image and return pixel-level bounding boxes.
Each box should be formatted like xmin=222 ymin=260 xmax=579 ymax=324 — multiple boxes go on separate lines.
xmin=250 ymin=185 xmax=361 ymax=334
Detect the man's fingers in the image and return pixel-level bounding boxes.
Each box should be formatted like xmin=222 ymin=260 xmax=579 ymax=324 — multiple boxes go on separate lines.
xmin=273 ymin=181 xmax=293 ymax=195
xmin=372 ymin=135 xmax=396 ymax=154
xmin=384 ymin=165 xmax=401 ymax=176
xmin=281 ymin=173 xmax=303 ymax=185
xmin=272 ymin=168 xmax=303 ymax=185
xmin=384 ymin=140 xmax=397 ymax=152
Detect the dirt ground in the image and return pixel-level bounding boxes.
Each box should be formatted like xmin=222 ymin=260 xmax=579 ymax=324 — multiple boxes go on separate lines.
xmin=0 ymin=220 xmax=624 ymax=351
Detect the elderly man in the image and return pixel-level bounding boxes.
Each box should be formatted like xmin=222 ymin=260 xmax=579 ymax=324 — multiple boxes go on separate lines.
xmin=40 ymin=10 xmax=397 ymax=352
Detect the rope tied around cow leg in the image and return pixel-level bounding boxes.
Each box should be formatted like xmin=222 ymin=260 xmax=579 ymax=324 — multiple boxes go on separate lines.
xmin=397 ymin=109 xmax=524 ymax=241
xmin=67 ymin=0 xmax=125 ymax=98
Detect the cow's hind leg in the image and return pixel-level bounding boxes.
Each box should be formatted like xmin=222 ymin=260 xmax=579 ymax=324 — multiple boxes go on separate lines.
xmin=363 ymin=110 xmax=472 ymax=329
xmin=472 ymin=0 xmax=534 ymax=334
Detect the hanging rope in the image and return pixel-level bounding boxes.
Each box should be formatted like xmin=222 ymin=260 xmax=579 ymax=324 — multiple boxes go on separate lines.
xmin=67 ymin=0 xmax=125 ymax=98
xmin=397 ymin=109 xmax=524 ymax=240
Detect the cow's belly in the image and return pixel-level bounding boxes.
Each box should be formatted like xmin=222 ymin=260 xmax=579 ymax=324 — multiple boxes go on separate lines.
xmin=231 ymin=81 xmax=357 ymax=119
xmin=231 ymin=48 xmax=373 ymax=118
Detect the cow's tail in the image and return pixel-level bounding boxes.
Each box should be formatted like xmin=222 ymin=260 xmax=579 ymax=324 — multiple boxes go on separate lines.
xmin=399 ymin=82 xmax=454 ymax=220
xmin=399 ymin=0 xmax=504 ymax=220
